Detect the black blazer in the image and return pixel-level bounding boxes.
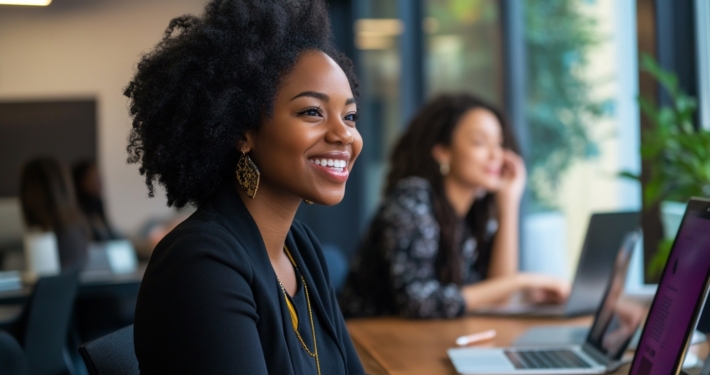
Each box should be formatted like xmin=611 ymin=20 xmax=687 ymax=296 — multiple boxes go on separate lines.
xmin=134 ymin=183 xmax=365 ymax=374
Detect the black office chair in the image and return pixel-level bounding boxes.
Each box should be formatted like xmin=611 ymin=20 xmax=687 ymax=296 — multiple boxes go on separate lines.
xmin=0 ymin=330 xmax=27 ymax=375
xmin=19 ymin=271 xmax=80 ymax=375
xmin=79 ymin=324 xmax=139 ymax=375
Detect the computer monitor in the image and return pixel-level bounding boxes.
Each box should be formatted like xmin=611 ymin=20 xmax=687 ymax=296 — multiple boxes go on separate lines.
xmin=628 ymin=198 xmax=710 ymax=375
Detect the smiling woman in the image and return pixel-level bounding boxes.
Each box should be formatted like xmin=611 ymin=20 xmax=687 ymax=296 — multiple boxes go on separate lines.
xmin=124 ymin=1 xmax=364 ymax=374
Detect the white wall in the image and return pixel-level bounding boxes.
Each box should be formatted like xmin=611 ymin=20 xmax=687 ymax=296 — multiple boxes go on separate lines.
xmin=0 ymin=0 xmax=207 ymax=234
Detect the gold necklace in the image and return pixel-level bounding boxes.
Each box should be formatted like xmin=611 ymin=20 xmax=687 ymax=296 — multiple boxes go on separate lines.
xmin=277 ymin=270 xmax=321 ymax=375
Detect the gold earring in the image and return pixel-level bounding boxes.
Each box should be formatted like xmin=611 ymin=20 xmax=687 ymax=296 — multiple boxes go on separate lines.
xmin=439 ymin=162 xmax=450 ymax=176
xmin=304 ymin=200 xmax=314 ymax=205
xmin=236 ymin=151 xmax=260 ymax=199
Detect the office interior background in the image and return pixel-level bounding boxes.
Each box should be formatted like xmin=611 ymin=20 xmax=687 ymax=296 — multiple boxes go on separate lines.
xmin=0 ymin=0 xmax=708 ymax=322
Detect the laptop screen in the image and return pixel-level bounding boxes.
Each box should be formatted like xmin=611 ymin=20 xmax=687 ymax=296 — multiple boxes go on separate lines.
xmin=585 ymin=231 xmax=645 ymax=360
xmin=629 ymin=199 xmax=710 ymax=375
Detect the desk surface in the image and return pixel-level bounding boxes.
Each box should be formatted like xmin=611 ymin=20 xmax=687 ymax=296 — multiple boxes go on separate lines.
xmin=347 ymin=316 xmax=623 ymax=375
xmin=0 ymin=265 xmax=145 ymax=305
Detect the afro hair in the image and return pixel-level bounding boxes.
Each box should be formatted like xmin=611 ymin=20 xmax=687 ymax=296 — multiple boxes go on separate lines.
xmin=125 ymin=0 xmax=358 ymax=208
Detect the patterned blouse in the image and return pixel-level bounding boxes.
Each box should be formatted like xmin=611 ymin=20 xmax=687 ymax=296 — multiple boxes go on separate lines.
xmin=339 ymin=177 xmax=495 ymax=319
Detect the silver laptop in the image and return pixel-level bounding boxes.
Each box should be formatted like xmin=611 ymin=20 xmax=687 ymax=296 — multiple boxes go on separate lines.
xmin=627 ymin=198 xmax=710 ymax=375
xmin=471 ymin=211 xmax=639 ymax=318
xmin=449 ymin=231 xmax=643 ymax=374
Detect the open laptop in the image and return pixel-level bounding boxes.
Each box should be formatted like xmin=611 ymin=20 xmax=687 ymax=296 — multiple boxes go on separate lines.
xmin=472 ymin=211 xmax=639 ymax=318
xmin=627 ymin=198 xmax=710 ymax=375
xmin=449 ymin=230 xmax=643 ymax=374
xmin=449 ymin=198 xmax=710 ymax=374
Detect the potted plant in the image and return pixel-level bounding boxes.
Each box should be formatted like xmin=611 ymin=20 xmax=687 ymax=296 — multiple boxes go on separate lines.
xmin=621 ymin=54 xmax=710 ymax=277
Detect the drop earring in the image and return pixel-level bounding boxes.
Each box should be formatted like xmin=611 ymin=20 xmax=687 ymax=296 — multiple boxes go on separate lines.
xmin=235 ymin=150 xmax=260 ymax=199
xmin=439 ymin=162 xmax=450 ymax=176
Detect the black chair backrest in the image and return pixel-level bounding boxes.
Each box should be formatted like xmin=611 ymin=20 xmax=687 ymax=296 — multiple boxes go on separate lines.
xmin=79 ymin=324 xmax=138 ymax=375
xmin=24 ymin=271 xmax=79 ymax=375
xmin=0 ymin=330 xmax=27 ymax=375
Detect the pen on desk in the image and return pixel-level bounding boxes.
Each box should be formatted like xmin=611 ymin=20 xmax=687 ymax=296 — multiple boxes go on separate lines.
xmin=455 ymin=329 xmax=497 ymax=346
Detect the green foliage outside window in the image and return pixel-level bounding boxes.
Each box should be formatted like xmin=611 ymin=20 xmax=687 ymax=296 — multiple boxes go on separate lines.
xmin=621 ymin=54 xmax=710 ymax=277
xmin=525 ymin=0 xmax=612 ymax=211
xmin=426 ymin=0 xmax=611 ymax=211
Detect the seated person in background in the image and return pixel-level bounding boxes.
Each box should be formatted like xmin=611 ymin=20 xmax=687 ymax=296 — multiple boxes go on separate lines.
xmin=339 ymin=93 xmax=570 ymax=319
xmin=72 ymin=160 xmax=120 ymax=242
xmin=74 ymin=158 xmax=182 ymax=261
xmin=19 ymin=157 xmax=89 ymax=272
xmin=71 ymin=161 xmax=137 ymax=341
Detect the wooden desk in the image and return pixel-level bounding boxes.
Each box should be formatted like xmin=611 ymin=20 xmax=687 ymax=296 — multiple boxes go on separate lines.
xmin=346 ymin=316 xmax=631 ymax=375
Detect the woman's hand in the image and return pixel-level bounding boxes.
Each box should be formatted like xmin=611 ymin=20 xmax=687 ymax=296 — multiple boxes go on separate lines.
xmin=516 ymin=273 xmax=571 ymax=305
xmin=496 ymin=150 xmax=526 ymax=209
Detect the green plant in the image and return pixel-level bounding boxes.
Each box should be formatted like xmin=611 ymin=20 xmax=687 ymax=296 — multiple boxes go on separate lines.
xmin=621 ymin=54 xmax=710 ymax=276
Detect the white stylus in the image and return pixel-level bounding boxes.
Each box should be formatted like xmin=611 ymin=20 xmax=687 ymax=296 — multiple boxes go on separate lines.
xmin=455 ymin=329 xmax=497 ymax=346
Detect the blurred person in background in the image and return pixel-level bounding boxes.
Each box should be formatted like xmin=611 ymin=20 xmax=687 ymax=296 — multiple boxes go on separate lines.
xmin=72 ymin=160 xmax=120 ymax=242
xmin=19 ymin=157 xmax=89 ymax=272
xmin=74 ymin=159 xmax=189 ymax=260
xmin=340 ymin=93 xmax=570 ymax=319
xmin=72 ymin=160 xmax=137 ymax=342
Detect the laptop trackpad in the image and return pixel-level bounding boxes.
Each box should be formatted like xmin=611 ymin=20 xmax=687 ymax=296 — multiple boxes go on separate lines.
xmin=448 ymin=348 xmax=516 ymax=373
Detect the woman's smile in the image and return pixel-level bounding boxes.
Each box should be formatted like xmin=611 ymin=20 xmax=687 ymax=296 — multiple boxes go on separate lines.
xmin=307 ymin=151 xmax=351 ymax=183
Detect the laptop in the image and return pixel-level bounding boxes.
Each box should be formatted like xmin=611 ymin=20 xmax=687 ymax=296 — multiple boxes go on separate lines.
xmin=449 ymin=231 xmax=643 ymax=374
xmin=449 ymin=198 xmax=710 ymax=374
xmin=472 ymin=211 xmax=639 ymax=317
xmin=627 ymin=198 xmax=710 ymax=375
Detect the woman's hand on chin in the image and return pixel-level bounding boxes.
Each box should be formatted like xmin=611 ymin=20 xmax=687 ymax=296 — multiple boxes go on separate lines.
xmin=495 ymin=150 xmax=526 ymax=209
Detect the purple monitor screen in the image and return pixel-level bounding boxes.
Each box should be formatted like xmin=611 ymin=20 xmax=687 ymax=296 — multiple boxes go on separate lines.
xmin=629 ymin=202 xmax=710 ymax=375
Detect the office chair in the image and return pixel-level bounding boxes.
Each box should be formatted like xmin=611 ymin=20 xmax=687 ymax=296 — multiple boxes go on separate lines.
xmin=18 ymin=271 xmax=80 ymax=375
xmin=0 ymin=330 xmax=27 ymax=375
xmin=79 ymin=324 xmax=139 ymax=375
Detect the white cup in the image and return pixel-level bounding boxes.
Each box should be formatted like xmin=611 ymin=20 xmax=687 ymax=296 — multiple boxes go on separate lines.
xmin=23 ymin=230 xmax=61 ymax=277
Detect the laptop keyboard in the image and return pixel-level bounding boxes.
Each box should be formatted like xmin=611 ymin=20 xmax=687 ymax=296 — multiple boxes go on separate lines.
xmin=504 ymin=349 xmax=592 ymax=369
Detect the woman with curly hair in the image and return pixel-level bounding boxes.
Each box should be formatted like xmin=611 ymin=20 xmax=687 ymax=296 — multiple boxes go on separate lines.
xmin=339 ymin=94 xmax=570 ymax=319
xmin=126 ymin=1 xmax=364 ymax=373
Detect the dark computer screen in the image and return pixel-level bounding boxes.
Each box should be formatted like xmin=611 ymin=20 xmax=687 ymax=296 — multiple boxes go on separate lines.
xmin=585 ymin=231 xmax=646 ymax=360
xmin=0 ymin=100 xmax=96 ymax=197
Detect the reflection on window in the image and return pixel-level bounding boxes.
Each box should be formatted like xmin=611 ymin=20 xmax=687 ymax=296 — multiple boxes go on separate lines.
xmin=425 ymin=0 xmax=503 ymax=105
xmin=522 ymin=0 xmax=641 ymax=279
xmin=354 ymin=2 xmax=402 ymax=217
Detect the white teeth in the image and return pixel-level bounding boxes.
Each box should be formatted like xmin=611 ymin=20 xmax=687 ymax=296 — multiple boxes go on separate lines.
xmin=309 ymin=158 xmax=347 ymax=170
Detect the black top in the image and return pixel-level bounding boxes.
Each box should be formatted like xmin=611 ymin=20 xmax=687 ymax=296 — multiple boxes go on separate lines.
xmin=133 ymin=183 xmax=364 ymax=375
xmin=56 ymin=224 xmax=89 ymax=272
xmin=339 ymin=177 xmax=494 ymax=319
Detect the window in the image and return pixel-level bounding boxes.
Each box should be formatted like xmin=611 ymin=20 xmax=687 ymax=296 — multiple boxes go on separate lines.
xmin=353 ymin=0 xmax=642 ymax=280
xmin=521 ymin=0 xmax=641 ymax=279
xmin=354 ymin=1 xmax=403 ymax=217
xmin=425 ymin=0 xmax=503 ymax=105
